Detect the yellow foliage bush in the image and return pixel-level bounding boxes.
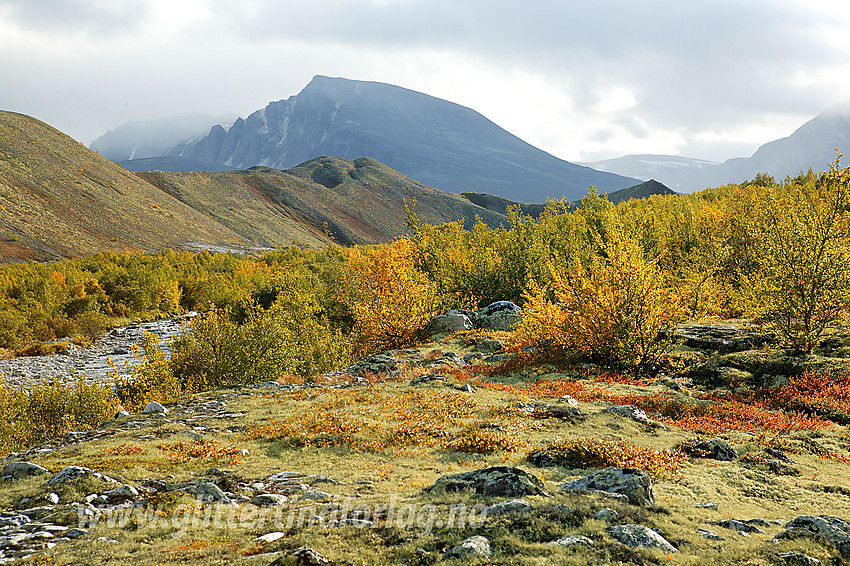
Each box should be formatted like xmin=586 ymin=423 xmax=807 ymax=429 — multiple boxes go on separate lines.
xmin=114 ymin=332 xmax=181 ymax=412
xmin=515 ymin=235 xmax=683 ymax=371
xmin=340 ymin=239 xmax=440 ymax=353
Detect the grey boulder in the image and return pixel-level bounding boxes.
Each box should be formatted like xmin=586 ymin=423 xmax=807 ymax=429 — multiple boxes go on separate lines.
xmin=560 ymin=467 xmax=654 ymax=506
xmin=607 ymin=524 xmax=676 ymax=552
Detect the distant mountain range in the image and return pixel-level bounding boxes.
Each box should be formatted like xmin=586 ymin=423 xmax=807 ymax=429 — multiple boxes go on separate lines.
xmin=0 ymin=111 xmax=513 ymax=261
xmin=586 ymin=103 xmax=850 ymax=192
xmin=91 ymin=76 xmax=640 ymax=203
xmin=2 ymin=110 xmax=674 ymax=262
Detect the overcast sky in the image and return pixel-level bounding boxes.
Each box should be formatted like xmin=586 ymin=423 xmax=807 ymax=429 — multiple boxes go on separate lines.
xmin=2 ymin=0 xmax=849 ymax=163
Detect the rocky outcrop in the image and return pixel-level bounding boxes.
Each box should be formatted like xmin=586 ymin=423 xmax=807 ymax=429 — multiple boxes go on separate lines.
xmin=428 ymin=466 xmax=550 ymax=498
xmin=560 ymin=468 xmax=654 ymax=506
xmin=783 ymin=515 xmax=850 ymax=557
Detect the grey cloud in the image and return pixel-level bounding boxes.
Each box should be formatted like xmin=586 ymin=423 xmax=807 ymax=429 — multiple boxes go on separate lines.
xmin=0 ymin=0 xmax=152 ymax=35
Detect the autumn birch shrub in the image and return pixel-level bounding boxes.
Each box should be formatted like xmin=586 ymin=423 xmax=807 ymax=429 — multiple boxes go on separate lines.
xmin=0 ymin=377 xmax=117 ymax=454
xmin=742 ymin=159 xmax=850 ymax=352
xmin=514 ymin=234 xmax=684 ymax=371
xmin=339 ymin=238 xmax=440 ymax=353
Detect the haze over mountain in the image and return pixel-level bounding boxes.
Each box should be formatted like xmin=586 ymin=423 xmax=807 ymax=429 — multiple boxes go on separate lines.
xmin=587 ymin=103 xmax=850 ymax=192
xmin=105 ymin=76 xmax=640 ymax=204
xmin=89 ymin=114 xmax=236 ymax=163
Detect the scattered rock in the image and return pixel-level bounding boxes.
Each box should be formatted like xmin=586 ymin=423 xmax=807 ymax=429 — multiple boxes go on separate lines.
xmin=299 ymin=490 xmax=333 ymax=501
xmin=675 ymin=324 xmax=775 ymax=353
xmin=428 ymin=311 xmax=473 ymax=336
xmin=253 ymin=493 xmax=289 ymax=506
xmin=697 ymin=528 xmax=725 ymax=541
xmin=560 ymin=395 xmax=579 ymax=406
xmin=548 ymin=534 xmax=594 ymax=548
xmin=445 ymin=535 xmax=493 ymax=559
xmin=774 ymin=552 xmax=822 ymax=565
xmin=1 ymin=462 xmax=48 ymax=479
xmin=255 ymin=531 xmax=286 ymax=544
xmin=680 ymin=438 xmax=738 ymax=461
xmin=182 ymin=481 xmax=233 ymax=504
xmin=607 ymin=524 xmax=677 ymax=552
xmin=604 ymin=405 xmax=649 ymax=424
xmin=48 ymin=466 xmax=119 ymax=486
xmin=428 ymin=466 xmax=550 ymax=498
xmin=595 ymin=508 xmax=619 ymax=521
xmin=410 ymin=374 xmax=447 ymax=386
xmin=271 ymin=546 xmax=332 ymax=566
xmin=346 ymin=354 xmax=398 ymax=377
xmin=104 ymin=484 xmax=139 ymax=504
xmin=65 ymin=528 xmax=89 ymax=539
xmin=476 ymin=339 xmax=504 ymax=354
xmin=142 ymin=401 xmax=168 ymax=414
xmin=484 ymin=499 xmax=534 ymax=517
xmin=783 ymin=515 xmax=850 ymax=557
xmin=560 ymin=468 xmax=655 ymax=507
xmin=694 ymin=501 xmax=719 ymax=510
xmin=472 ymin=301 xmax=521 ymax=331
xmin=717 ymin=519 xmax=768 ymax=534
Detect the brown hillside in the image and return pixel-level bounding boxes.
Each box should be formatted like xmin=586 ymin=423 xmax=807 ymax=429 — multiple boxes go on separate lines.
xmin=0 ymin=111 xmax=249 ymax=261
xmin=139 ymin=157 xmax=508 ymax=247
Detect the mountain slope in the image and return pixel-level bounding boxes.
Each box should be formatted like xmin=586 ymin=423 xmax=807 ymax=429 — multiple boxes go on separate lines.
xmin=0 ymin=111 xmax=248 ymax=262
xmin=138 ymin=156 xmax=508 ymax=247
xmin=168 ymin=76 xmax=639 ymax=203
xmin=89 ymin=114 xmax=236 ymax=162
xmin=588 ymin=104 xmax=850 ymax=192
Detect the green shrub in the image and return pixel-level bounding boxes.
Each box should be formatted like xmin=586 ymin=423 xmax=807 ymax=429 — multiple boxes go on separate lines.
xmin=0 ymin=377 xmax=117 ymax=455
xmin=114 ymin=332 xmax=181 ymax=411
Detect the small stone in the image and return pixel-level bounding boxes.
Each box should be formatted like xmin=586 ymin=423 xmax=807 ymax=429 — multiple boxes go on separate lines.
xmin=446 ymin=535 xmax=493 ymax=559
xmin=549 ymin=535 xmax=594 ymax=548
xmin=252 ymin=493 xmax=289 ymax=506
xmin=428 ymin=466 xmax=549 ymax=498
xmin=105 ymin=484 xmax=139 ymax=503
xmin=273 ymin=546 xmax=331 ymax=565
xmin=774 ymin=552 xmax=822 ymax=565
xmin=142 ymin=401 xmax=168 ymax=414
xmin=607 ymin=524 xmax=677 ymax=552
xmin=299 ymin=490 xmax=333 ymax=501
xmin=694 ymin=501 xmax=719 ymax=510
xmin=485 ymin=499 xmax=534 ymax=517
xmin=48 ymin=466 xmax=119 ymax=485
xmin=698 ymin=528 xmax=725 ymax=541
xmin=595 ymin=508 xmax=619 ymax=521
xmin=681 ymin=438 xmax=738 ymax=461
xmin=560 ymin=395 xmax=579 ymax=406
xmin=254 ymin=531 xmax=286 ymax=544
xmin=65 ymin=528 xmax=89 ymax=539
xmin=44 ymin=493 xmax=60 ymax=505
xmin=717 ymin=519 xmax=767 ymax=534
xmin=605 ymin=405 xmax=650 ymax=424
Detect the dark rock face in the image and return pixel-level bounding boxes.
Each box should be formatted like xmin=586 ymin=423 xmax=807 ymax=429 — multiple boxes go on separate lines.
xmin=170 ymin=76 xmax=638 ymax=203
xmin=428 ymin=466 xmax=550 ymax=498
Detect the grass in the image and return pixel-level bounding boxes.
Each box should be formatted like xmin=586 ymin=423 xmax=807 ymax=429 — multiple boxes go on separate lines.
xmin=6 ymin=338 xmax=850 ymax=565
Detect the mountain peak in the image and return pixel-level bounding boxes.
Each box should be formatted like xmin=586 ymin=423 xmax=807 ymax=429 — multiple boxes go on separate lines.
xmin=166 ymin=77 xmax=638 ymax=203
